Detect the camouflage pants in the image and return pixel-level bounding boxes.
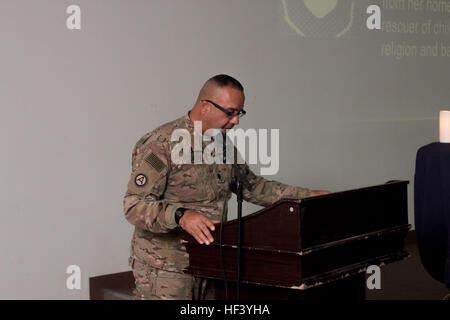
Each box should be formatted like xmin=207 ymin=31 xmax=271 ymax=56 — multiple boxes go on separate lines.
xmin=130 ymin=258 xmax=214 ymax=300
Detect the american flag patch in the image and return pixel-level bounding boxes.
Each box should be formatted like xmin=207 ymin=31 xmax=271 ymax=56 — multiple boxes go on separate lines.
xmin=145 ymin=152 xmax=165 ymax=172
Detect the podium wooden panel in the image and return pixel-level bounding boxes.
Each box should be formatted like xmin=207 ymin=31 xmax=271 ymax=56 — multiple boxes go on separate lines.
xmin=183 ymin=181 xmax=411 ymax=300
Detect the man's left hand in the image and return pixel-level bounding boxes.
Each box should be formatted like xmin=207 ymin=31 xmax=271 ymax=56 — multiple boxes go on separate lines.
xmin=309 ymin=190 xmax=331 ymax=197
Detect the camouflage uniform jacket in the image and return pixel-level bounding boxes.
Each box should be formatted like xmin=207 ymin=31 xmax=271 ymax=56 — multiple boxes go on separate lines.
xmin=124 ymin=113 xmax=311 ymax=273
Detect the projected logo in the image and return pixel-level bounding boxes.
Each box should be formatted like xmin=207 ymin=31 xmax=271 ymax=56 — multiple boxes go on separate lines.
xmin=282 ymin=0 xmax=355 ymax=37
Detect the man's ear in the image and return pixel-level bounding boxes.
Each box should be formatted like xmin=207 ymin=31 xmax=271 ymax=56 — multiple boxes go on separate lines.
xmin=200 ymin=101 xmax=211 ymax=117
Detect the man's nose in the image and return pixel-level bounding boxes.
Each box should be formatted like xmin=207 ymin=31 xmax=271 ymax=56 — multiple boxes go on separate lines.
xmin=230 ymin=115 xmax=239 ymax=125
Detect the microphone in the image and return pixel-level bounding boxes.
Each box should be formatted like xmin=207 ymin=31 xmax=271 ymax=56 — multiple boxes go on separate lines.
xmin=238 ymin=166 xmax=252 ymax=191
xmin=224 ymin=132 xmax=252 ymax=192
xmin=230 ymin=165 xmax=252 ymax=193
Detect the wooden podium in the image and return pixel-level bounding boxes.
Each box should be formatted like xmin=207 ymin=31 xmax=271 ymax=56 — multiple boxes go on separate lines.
xmin=183 ymin=181 xmax=411 ymax=300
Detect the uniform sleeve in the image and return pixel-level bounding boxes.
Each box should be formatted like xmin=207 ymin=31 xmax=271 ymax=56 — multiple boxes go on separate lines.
xmin=240 ymin=164 xmax=311 ymax=207
xmin=123 ymin=139 xmax=180 ymax=233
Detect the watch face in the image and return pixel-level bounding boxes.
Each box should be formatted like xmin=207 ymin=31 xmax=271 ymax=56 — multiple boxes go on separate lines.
xmin=175 ymin=209 xmax=185 ymax=224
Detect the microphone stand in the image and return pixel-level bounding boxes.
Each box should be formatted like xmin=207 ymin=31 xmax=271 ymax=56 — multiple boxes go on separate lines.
xmin=230 ymin=164 xmax=252 ymax=300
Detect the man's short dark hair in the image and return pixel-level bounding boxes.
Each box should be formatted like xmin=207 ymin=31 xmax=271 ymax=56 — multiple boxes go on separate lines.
xmin=209 ymin=74 xmax=244 ymax=93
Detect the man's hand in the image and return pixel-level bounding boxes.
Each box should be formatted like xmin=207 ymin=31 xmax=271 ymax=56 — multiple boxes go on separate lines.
xmin=179 ymin=210 xmax=220 ymax=245
xmin=309 ymin=190 xmax=331 ymax=197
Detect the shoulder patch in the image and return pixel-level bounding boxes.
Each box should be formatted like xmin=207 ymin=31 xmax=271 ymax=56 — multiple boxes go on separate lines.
xmin=145 ymin=152 xmax=165 ymax=172
xmin=134 ymin=174 xmax=147 ymax=187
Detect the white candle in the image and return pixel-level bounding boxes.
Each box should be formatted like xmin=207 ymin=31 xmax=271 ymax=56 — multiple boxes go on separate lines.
xmin=439 ymin=110 xmax=450 ymax=143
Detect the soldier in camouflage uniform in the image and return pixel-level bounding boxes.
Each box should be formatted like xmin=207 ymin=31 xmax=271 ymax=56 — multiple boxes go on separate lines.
xmin=124 ymin=74 xmax=329 ymax=300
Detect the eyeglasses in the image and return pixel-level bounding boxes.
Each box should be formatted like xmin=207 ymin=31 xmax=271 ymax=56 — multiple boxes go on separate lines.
xmin=202 ymin=99 xmax=246 ymax=118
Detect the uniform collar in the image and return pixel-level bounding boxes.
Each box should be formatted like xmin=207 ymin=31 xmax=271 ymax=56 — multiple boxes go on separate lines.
xmin=184 ymin=111 xmax=195 ymax=133
xmin=181 ymin=111 xmax=219 ymax=162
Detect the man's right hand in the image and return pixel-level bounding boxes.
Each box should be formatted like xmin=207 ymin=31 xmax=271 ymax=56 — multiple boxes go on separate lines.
xmin=179 ymin=210 xmax=220 ymax=245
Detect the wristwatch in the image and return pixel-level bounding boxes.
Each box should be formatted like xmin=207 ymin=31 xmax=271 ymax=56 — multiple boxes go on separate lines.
xmin=175 ymin=208 xmax=187 ymax=225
